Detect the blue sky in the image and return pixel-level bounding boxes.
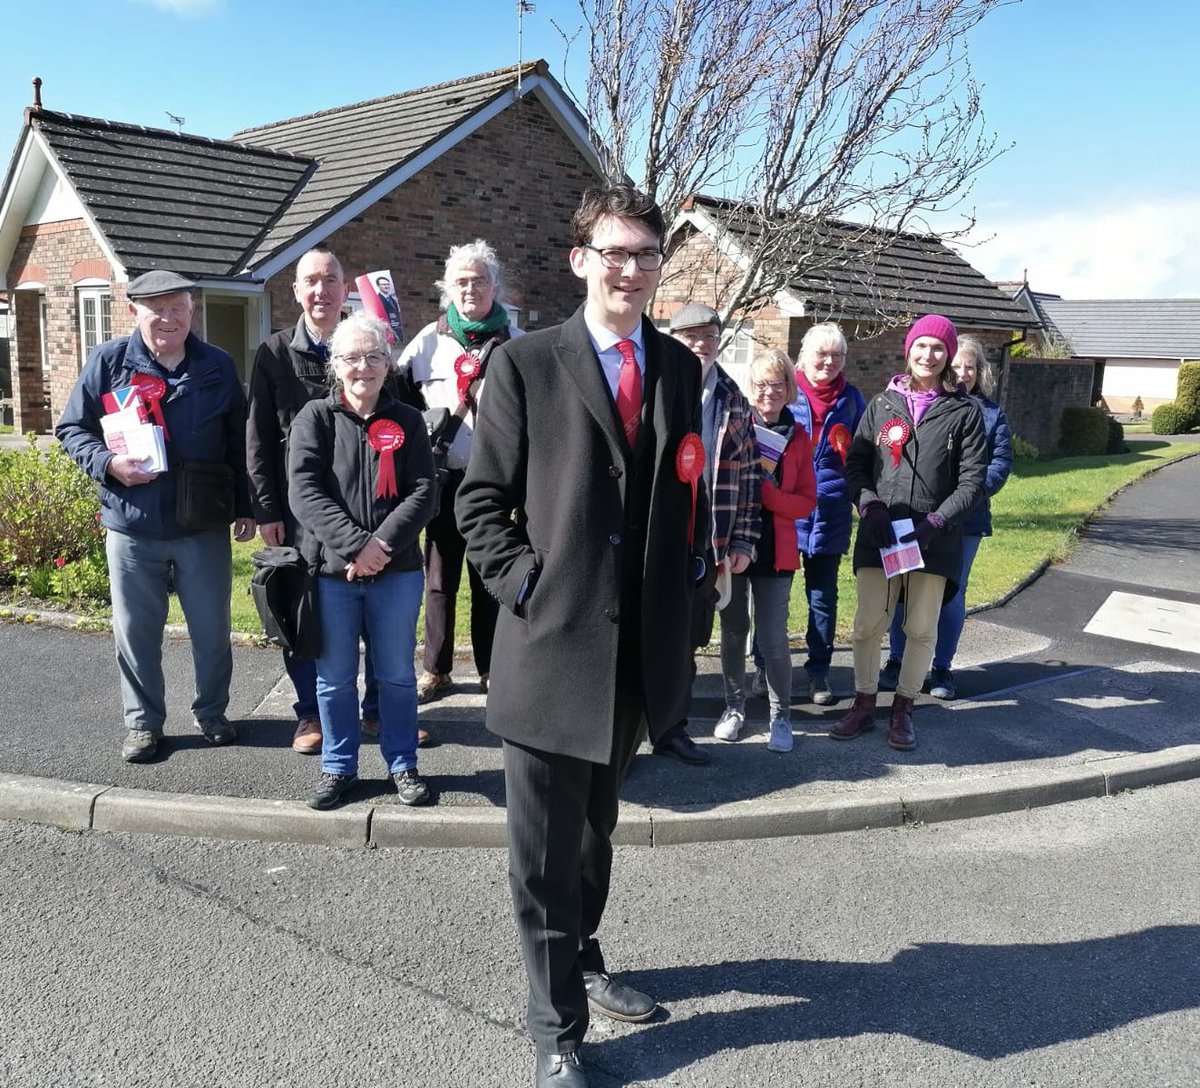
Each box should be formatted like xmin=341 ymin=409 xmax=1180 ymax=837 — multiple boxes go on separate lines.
xmin=2 ymin=0 xmax=1196 ymax=298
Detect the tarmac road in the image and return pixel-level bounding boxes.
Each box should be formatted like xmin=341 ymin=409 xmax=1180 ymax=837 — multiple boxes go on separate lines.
xmin=2 ymin=779 xmax=1197 ymax=1088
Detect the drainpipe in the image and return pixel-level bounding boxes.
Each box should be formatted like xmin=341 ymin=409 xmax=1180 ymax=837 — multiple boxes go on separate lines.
xmin=997 ymin=327 xmax=1029 ymax=407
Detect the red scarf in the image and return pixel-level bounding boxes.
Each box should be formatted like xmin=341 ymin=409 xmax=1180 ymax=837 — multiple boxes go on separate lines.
xmin=796 ymin=370 xmax=844 ymax=431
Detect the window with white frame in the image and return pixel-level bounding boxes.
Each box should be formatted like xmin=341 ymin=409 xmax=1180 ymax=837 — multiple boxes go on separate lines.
xmin=77 ymin=283 xmax=113 ymax=362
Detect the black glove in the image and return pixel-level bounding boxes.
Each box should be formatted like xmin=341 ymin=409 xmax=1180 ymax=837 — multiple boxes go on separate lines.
xmin=859 ymin=501 xmax=895 ymax=549
xmin=900 ymin=512 xmax=946 ymax=550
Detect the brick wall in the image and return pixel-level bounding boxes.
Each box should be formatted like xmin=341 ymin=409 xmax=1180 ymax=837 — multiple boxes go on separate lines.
xmin=6 ymin=220 xmax=133 ymax=431
xmin=4 ymin=214 xmax=217 ymax=431
xmin=264 ymin=96 xmax=606 ymax=338
xmin=1002 ymin=357 xmax=1096 ymax=453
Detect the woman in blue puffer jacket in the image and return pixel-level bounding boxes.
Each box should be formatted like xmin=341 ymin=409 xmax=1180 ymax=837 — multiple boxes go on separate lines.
xmin=790 ymin=322 xmax=866 ymax=705
xmin=879 ymin=335 xmax=1013 ymax=700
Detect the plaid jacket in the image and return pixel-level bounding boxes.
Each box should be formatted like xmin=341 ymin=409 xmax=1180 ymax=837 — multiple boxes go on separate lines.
xmin=708 ymin=367 xmax=762 ymax=563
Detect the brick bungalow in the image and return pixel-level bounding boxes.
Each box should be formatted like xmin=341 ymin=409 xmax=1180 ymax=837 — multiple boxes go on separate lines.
xmin=0 ymin=61 xmax=606 ymax=433
xmin=654 ymin=194 xmax=1035 ymax=399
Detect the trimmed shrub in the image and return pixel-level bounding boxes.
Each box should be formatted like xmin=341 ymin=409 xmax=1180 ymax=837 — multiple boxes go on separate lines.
xmin=1059 ymin=406 xmax=1110 ymax=456
xmin=1151 ymin=402 xmax=1190 ymax=435
xmin=0 ymin=439 xmax=103 ymax=586
xmin=1176 ymin=361 xmax=1200 ymax=427
xmin=1010 ymin=433 xmax=1040 ymax=460
xmin=1105 ymin=415 xmax=1126 ymax=454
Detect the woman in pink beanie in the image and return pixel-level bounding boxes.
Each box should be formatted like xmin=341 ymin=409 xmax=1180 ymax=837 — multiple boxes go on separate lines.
xmin=830 ymin=314 xmax=987 ymax=751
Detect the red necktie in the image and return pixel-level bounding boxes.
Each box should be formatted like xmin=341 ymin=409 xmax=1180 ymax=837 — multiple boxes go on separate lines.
xmin=615 ymin=338 xmax=642 ymax=449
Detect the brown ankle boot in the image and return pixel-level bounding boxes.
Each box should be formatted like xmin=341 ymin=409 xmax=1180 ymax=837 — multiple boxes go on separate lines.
xmin=829 ymin=692 xmax=876 ymax=740
xmin=887 ymin=695 xmax=916 ymax=750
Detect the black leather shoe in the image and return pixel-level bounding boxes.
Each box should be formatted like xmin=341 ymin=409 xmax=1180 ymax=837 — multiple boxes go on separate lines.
xmin=583 ymin=970 xmax=657 ymax=1022
xmin=652 ymin=730 xmax=711 ymax=765
xmin=535 ymin=1049 xmax=588 ymax=1087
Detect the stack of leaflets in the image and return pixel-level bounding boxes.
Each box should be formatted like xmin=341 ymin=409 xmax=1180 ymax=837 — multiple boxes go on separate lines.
xmin=753 ymin=424 xmax=787 ymax=479
xmin=881 ymin=518 xmax=925 ymax=578
xmin=99 ymin=388 xmax=167 ymax=473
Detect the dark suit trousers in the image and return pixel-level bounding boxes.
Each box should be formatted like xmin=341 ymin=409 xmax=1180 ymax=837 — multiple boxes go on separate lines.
xmin=502 ymin=639 xmax=646 ymax=1054
xmin=422 ymin=468 xmax=499 ymax=676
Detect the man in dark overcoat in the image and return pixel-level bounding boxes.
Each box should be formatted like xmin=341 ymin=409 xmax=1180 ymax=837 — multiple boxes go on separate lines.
xmin=456 ymin=185 xmax=708 ymax=1088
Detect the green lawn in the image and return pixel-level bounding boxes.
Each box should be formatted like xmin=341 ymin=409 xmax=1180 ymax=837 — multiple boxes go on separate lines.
xmin=199 ymin=442 xmax=1196 ymax=642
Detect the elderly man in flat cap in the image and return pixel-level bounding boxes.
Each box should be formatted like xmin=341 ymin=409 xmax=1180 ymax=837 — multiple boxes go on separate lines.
xmin=654 ymin=303 xmax=761 ymax=763
xmin=57 ymin=270 xmax=255 ymax=762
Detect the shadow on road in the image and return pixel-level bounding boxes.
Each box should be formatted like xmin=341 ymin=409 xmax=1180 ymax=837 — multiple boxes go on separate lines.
xmin=593 ymin=925 xmax=1200 ymax=1079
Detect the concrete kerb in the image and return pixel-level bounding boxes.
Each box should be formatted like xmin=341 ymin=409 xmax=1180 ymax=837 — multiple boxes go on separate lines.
xmin=5 ymin=745 xmax=1200 ymax=849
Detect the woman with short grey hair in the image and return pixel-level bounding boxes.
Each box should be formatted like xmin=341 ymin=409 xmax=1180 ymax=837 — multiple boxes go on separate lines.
xmin=289 ymin=312 xmax=437 ymax=810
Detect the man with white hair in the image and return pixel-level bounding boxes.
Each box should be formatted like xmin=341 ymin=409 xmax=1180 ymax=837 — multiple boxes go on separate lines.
xmin=398 ymin=239 xmax=522 ymax=710
xmin=57 ymin=270 xmax=255 ymax=762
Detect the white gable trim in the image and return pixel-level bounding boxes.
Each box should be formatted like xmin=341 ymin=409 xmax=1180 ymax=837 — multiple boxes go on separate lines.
xmin=0 ymin=127 xmax=126 ymax=290
xmin=668 ymin=206 xmax=810 ymax=318
xmin=246 ymin=72 xmax=608 ymax=283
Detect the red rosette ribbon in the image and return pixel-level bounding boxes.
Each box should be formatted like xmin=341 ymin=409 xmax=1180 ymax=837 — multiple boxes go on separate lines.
xmin=878 ymin=417 xmax=911 ymax=468
xmin=675 ymin=432 xmax=705 ymax=547
xmin=827 ymin=422 xmax=851 ymax=462
xmin=131 ymin=373 xmax=169 ymax=440
xmin=454 ymin=352 xmax=483 ymax=406
xmin=367 ymin=419 xmax=405 ymax=499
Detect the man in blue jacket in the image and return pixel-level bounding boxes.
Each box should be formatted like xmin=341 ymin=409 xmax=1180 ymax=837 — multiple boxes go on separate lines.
xmin=57 ymin=270 xmax=255 ymax=762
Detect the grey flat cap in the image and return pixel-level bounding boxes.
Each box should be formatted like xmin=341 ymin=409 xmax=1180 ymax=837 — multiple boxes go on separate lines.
xmin=127 ymin=270 xmax=196 ymax=300
xmin=668 ymin=302 xmax=722 ymax=332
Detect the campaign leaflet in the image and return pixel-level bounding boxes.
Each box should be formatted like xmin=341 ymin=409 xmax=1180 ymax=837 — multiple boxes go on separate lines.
xmin=881 ymin=518 xmax=924 ymax=579
xmin=753 ymin=424 xmax=787 ymax=479
xmin=356 ymin=270 xmax=404 ymax=345
xmin=99 ymin=402 xmax=168 ymax=474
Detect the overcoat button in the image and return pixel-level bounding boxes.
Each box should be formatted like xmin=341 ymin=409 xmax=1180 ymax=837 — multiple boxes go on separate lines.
xmin=604 ymin=608 xmax=618 ymax=622
xmin=608 ymin=465 xmax=622 ymax=477
xmin=609 ymin=533 xmax=621 ymax=546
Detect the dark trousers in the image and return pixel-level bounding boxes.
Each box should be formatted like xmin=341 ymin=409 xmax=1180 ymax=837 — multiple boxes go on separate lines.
xmin=503 ymin=661 xmax=645 ymax=1054
xmin=657 ymin=560 xmax=717 ymax=746
xmin=422 ymin=469 xmax=499 ymax=676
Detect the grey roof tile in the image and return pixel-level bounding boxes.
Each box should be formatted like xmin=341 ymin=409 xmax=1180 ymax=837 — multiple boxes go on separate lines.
xmin=233 ymin=64 xmax=538 ymax=268
xmin=687 ymin=196 xmax=1031 ymax=328
xmin=1038 ymin=298 xmax=1200 ymax=359
xmin=33 ymin=112 xmax=313 ymax=279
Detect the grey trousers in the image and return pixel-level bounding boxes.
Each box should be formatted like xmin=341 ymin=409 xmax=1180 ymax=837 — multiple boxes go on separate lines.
xmin=106 ymin=528 xmax=233 ymax=732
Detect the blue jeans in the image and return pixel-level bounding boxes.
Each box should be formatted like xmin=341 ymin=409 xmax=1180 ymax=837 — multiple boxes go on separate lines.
xmin=106 ymin=528 xmax=232 ymax=732
xmin=315 ymin=570 xmax=423 ymax=776
xmin=888 ymin=534 xmax=983 ymax=670
xmin=800 ymin=551 xmax=841 ymax=680
xmin=721 ymin=573 xmax=795 ymax=722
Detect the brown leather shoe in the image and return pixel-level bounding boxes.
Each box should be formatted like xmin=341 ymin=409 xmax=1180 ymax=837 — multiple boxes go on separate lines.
xmin=887 ymin=694 xmax=917 ymax=750
xmin=829 ymin=692 xmax=876 ymax=740
xmin=292 ymin=716 xmax=322 ymax=754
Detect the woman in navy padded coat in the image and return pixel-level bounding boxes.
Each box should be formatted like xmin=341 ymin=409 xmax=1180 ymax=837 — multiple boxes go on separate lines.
xmin=790 ymin=322 xmax=866 ymax=706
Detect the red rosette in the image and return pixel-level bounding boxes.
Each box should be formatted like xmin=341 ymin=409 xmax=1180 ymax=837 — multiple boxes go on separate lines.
xmin=454 ymin=351 xmax=482 ymax=405
xmin=827 ymin=422 xmax=851 ymax=461
xmin=131 ymin=373 xmax=169 ymax=439
xmin=367 ymin=419 xmax=406 ymax=499
xmin=878 ymin=417 xmax=911 ymax=469
xmin=675 ymin=432 xmax=705 ymax=547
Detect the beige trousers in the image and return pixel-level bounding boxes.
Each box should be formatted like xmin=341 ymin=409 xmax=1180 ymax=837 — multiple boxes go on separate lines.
xmin=852 ymin=568 xmax=947 ymax=699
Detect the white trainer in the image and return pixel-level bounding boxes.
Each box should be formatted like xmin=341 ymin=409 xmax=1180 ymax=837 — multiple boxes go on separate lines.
xmin=713 ymin=708 xmax=744 ymax=742
xmin=767 ymin=718 xmax=794 ymax=753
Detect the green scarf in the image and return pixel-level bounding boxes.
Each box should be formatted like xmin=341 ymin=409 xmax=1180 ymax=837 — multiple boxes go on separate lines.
xmin=445 ymin=302 xmax=510 ymax=347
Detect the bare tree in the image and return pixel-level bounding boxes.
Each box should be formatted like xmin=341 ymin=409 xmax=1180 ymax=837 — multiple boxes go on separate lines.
xmin=560 ymin=0 xmax=1012 ymax=327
